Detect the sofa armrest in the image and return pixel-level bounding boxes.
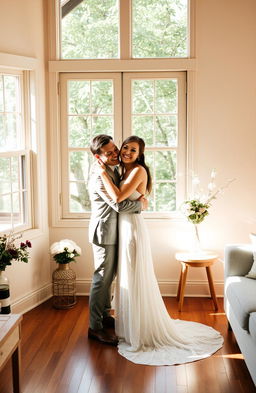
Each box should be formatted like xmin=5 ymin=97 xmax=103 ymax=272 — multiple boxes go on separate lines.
xmin=224 ymin=244 xmax=254 ymax=279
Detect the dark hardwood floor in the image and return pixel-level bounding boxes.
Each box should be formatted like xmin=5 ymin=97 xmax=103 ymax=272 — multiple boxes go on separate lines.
xmin=0 ymin=297 xmax=255 ymax=393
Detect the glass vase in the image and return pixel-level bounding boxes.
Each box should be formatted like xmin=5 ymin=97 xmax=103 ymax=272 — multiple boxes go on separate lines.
xmin=0 ymin=270 xmax=11 ymax=314
xmin=192 ymin=223 xmax=202 ymax=253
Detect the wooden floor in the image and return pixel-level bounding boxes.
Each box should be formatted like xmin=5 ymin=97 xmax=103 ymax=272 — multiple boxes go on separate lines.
xmin=0 ymin=297 xmax=255 ymax=393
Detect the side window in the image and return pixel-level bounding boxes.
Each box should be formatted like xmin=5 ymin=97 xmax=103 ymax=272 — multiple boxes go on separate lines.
xmin=0 ymin=71 xmax=32 ymax=232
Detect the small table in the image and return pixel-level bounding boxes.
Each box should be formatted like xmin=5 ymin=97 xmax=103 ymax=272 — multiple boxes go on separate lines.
xmin=176 ymin=251 xmax=219 ymax=312
xmin=0 ymin=314 xmax=22 ymax=393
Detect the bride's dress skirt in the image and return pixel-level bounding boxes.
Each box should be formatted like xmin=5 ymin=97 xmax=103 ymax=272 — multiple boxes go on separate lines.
xmin=115 ymin=212 xmax=223 ymax=365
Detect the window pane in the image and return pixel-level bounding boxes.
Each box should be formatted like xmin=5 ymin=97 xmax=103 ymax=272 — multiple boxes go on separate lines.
xmin=144 ymin=150 xmax=177 ymax=212
xmin=0 ymin=194 xmax=11 ymax=213
xmin=91 ymin=81 xmax=113 ymax=114
xmin=12 ymin=192 xmax=20 ymax=214
xmin=130 ymin=77 xmax=179 ymax=212
xmin=0 ymin=77 xmax=3 ymax=112
xmin=69 ymin=151 xmax=93 ymax=212
xmin=156 ymin=80 xmax=177 ymax=113
xmin=67 ymin=79 xmax=114 ymax=150
xmin=0 ymin=114 xmax=22 ymax=152
xmin=155 ymin=115 xmax=177 ymax=147
xmin=5 ymin=114 xmax=20 ymax=150
xmin=4 ymin=75 xmax=20 ymax=112
xmin=132 ymin=116 xmax=154 ymax=145
xmin=132 ymin=0 xmax=188 ymax=58
xmin=133 ymin=80 xmax=154 ymax=113
xmin=11 ymin=156 xmax=19 ymax=192
xmin=61 ymin=0 xmax=119 ymax=59
xmin=0 ymin=70 xmax=29 ymax=230
xmin=131 ymin=78 xmax=178 ymax=147
xmin=69 ymin=151 xmax=92 ymax=181
xmin=0 ymin=157 xmax=10 ymax=195
xmin=69 ymin=116 xmax=91 ymax=148
xmin=155 ymin=151 xmax=176 ymax=180
xmin=155 ymin=183 xmax=176 ymax=211
xmin=92 ymin=116 xmax=113 ymax=137
xmin=0 ymin=153 xmax=28 ymax=229
xmin=68 ymin=81 xmax=90 ymax=114
xmin=69 ymin=182 xmax=91 ymax=212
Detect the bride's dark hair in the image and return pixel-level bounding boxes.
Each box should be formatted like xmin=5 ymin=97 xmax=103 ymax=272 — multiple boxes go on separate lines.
xmin=120 ymin=135 xmax=152 ymax=194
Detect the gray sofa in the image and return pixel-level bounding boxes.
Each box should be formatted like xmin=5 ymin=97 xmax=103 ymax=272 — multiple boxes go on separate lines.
xmin=224 ymin=245 xmax=256 ymax=385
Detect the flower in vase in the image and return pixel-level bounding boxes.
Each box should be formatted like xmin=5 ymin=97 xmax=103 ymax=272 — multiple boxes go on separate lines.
xmin=183 ymin=199 xmax=210 ymax=224
xmin=0 ymin=233 xmax=32 ymax=271
xmin=181 ymin=169 xmax=235 ymax=225
xmin=50 ymin=239 xmax=81 ymax=264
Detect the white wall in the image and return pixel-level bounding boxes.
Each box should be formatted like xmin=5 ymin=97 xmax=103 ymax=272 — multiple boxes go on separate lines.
xmin=0 ymin=0 xmax=50 ymax=313
xmin=3 ymin=0 xmax=255 ymax=312
xmin=49 ymin=0 xmax=256 ymax=298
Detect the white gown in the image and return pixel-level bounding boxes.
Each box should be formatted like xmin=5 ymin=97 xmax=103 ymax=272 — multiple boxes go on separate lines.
xmin=115 ymin=189 xmax=223 ymax=365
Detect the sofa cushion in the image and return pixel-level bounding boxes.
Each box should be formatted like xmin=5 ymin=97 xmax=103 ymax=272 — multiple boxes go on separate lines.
xmin=225 ymin=276 xmax=256 ymax=330
xmin=249 ymin=312 xmax=256 ymax=342
xmin=246 ymin=233 xmax=256 ymax=278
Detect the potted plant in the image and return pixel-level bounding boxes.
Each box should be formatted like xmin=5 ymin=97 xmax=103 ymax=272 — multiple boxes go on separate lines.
xmin=50 ymin=239 xmax=81 ymax=309
xmin=181 ymin=170 xmax=235 ymax=252
xmin=0 ymin=233 xmax=32 ymax=314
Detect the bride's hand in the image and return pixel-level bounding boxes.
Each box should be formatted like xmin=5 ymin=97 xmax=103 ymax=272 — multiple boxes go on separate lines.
xmin=138 ymin=195 xmax=148 ymax=211
xmin=95 ymin=155 xmax=107 ymax=175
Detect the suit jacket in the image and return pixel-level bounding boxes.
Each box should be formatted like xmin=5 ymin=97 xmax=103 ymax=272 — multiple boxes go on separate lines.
xmin=88 ymin=163 xmax=142 ymax=245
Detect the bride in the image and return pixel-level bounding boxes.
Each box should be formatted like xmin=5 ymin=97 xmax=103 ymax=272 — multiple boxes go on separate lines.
xmin=96 ymin=135 xmax=223 ymax=365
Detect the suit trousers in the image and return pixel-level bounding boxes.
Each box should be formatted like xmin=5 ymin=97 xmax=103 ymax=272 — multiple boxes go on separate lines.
xmin=89 ymin=243 xmax=118 ymax=330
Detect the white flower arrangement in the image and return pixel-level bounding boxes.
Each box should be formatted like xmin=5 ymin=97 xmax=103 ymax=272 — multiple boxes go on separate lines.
xmin=50 ymin=239 xmax=81 ymax=264
xmin=182 ymin=169 xmax=235 ymax=225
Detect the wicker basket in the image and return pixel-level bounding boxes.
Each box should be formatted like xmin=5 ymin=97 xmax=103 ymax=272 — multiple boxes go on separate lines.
xmin=52 ymin=263 xmax=77 ymax=309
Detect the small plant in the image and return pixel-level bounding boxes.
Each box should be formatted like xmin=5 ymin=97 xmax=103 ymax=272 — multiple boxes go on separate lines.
xmin=182 ymin=169 xmax=235 ymax=225
xmin=50 ymin=239 xmax=81 ymax=264
xmin=0 ymin=233 xmax=32 ymax=271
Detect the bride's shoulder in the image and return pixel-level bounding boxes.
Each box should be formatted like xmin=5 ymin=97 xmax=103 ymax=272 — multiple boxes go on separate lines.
xmin=131 ymin=165 xmax=147 ymax=177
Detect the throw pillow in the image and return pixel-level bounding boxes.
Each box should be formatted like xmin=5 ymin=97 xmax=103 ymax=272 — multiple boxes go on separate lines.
xmin=246 ymin=233 xmax=256 ymax=279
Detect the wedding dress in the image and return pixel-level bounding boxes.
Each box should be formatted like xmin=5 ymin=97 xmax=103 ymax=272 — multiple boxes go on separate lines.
xmin=115 ymin=187 xmax=223 ymax=365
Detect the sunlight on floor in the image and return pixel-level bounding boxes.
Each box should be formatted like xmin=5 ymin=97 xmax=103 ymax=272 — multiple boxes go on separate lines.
xmin=208 ymin=312 xmax=226 ymax=316
xmin=215 ymin=353 xmax=244 ymax=360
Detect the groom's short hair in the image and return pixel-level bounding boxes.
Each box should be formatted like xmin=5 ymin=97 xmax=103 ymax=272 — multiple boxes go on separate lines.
xmin=90 ymin=134 xmax=113 ymax=155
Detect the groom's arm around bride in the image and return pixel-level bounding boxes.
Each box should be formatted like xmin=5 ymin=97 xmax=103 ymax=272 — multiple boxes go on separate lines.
xmin=87 ymin=134 xmax=147 ymax=346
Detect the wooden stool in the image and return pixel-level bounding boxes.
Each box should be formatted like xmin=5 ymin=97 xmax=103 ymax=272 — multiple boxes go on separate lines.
xmin=176 ymin=252 xmax=219 ymax=311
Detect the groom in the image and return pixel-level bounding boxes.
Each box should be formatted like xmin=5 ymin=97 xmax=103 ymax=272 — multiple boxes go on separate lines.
xmin=88 ymin=134 xmax=148 ymax=345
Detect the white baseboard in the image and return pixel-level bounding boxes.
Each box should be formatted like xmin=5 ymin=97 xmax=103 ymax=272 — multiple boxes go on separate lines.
xmin=76 ymin=279 xmax=91 ymax=295
xmin=76 ymin=279 xmax=224 ymax=297
xmin=11 ymin=279 xmax=224 ymax=314
xmin=11 ymin=283 xmax=52 ymax=314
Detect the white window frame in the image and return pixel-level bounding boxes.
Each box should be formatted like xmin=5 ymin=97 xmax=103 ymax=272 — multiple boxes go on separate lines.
xmin=0 ymin=150 xmax=32 ymax=232
xmin=123 ymin=71 xmax=187 ymax=218
xmin=0 ymin=53 xmax=41 ymax=236
xmin=60 ymin=72 xmax=122 ymax=219
xmin=47 ymin=0 xmax=197 ymax=227
xmin=0 ymin=68 xmax=33 ymax=233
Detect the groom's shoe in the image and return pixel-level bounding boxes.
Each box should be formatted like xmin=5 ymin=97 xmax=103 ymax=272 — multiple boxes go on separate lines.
xmin=103 ymin=316 xmax=115 ymax=329
xmin=88 ymin=328 xmax=118 ymax=346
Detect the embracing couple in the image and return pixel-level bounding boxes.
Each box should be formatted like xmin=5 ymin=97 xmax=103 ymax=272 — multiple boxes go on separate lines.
xmin=88 ymin=134 xmax=223 ymax=366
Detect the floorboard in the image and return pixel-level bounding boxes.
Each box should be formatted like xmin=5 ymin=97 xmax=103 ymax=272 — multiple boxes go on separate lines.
xmin=0 ymin=297 xmax=255 ymax=393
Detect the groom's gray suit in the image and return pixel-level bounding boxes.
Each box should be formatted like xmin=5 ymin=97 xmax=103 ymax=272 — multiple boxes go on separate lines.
xmin=88 ymin=163 xmax=142 ymax=330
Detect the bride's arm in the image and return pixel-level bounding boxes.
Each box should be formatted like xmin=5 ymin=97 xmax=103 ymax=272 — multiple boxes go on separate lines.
xmin=100 ymin=166 xmax=146 ymax=203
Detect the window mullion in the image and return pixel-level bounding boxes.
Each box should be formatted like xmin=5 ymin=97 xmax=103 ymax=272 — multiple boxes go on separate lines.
xmin=119 ymin=0 xmax=131 ymax=59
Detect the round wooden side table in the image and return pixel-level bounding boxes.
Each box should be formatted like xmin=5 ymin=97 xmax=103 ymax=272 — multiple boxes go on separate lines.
xmin=175 ymin=251 xmax=219 ymax=312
